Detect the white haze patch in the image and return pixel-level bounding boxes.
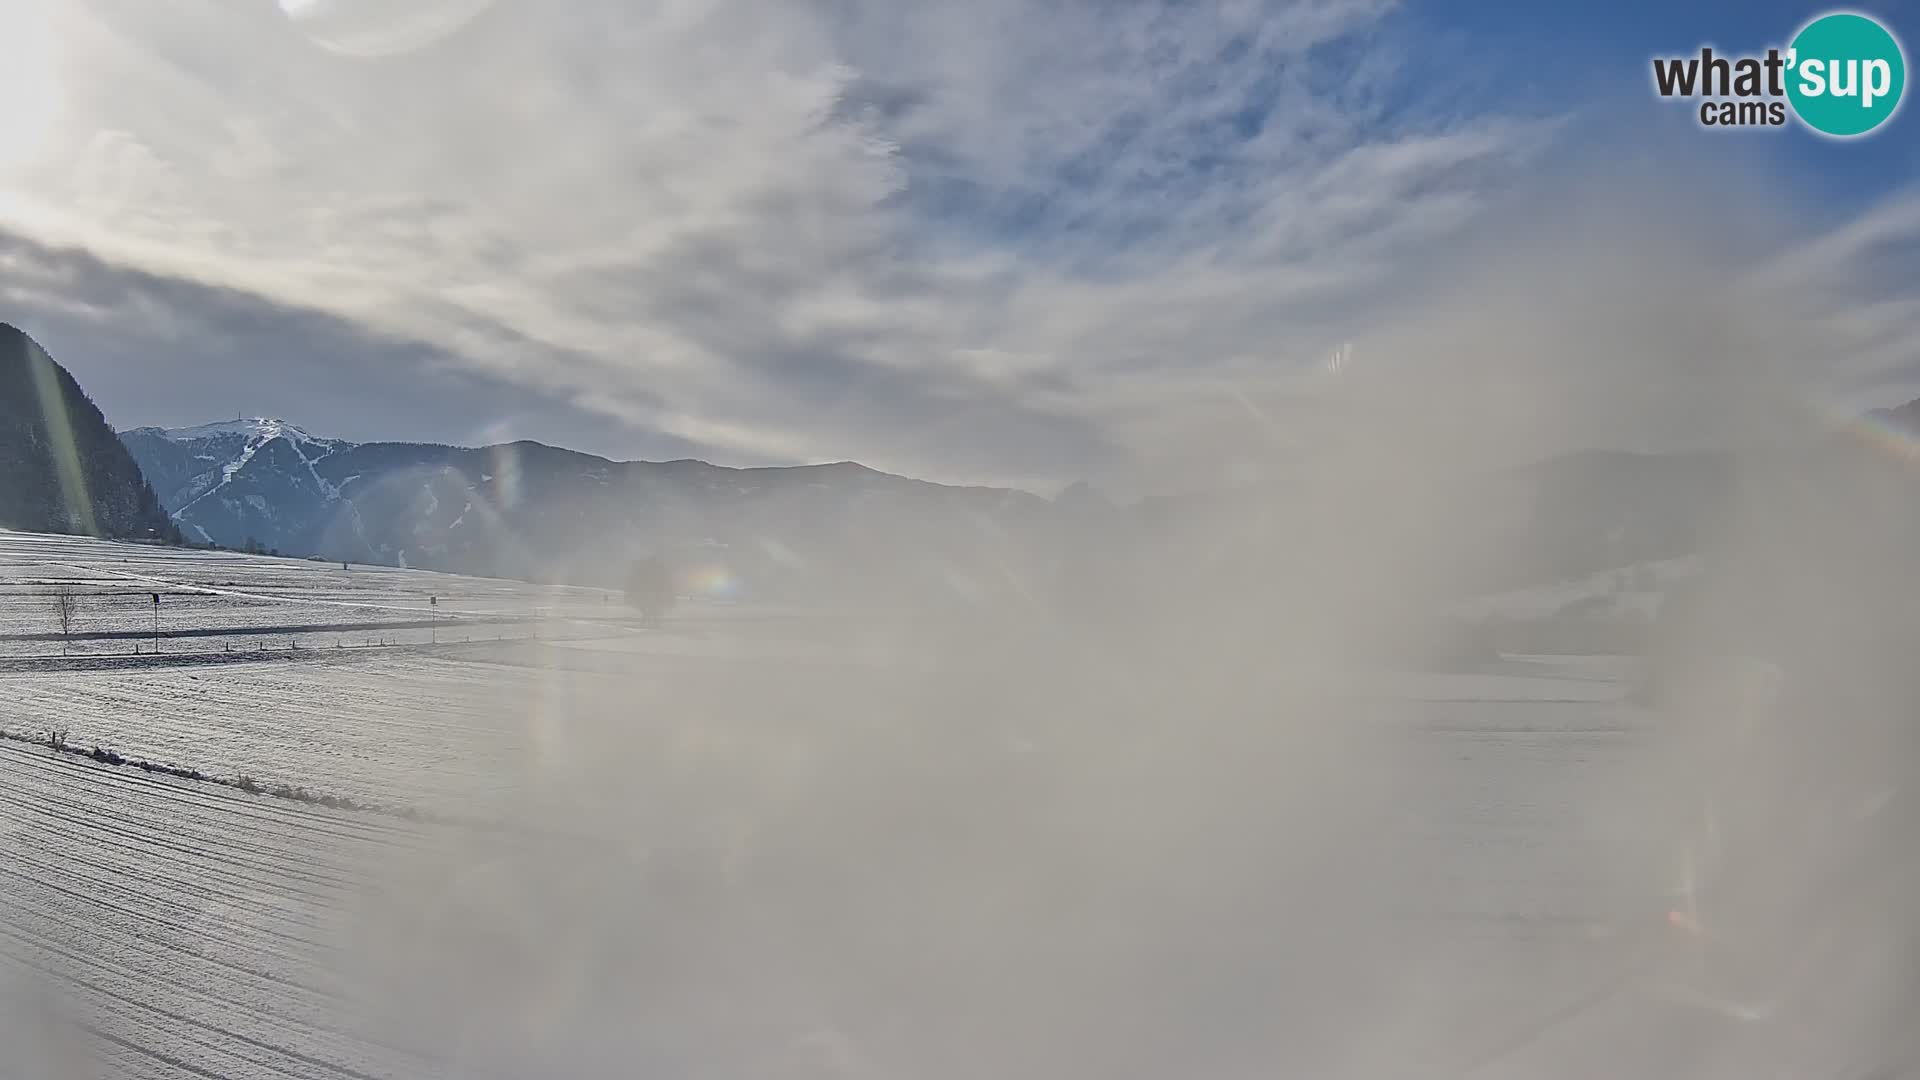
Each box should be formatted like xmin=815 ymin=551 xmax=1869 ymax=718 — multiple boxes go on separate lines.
xmin=3 ymin=177 xmax=1918 ymax=1075
xmin=11 ymin=173 xmax=1910 ymax=1077
xmin=1 ymin=5 xmax=1919 ymax=1078
xmin=291 ymin=166 xmax=1914 ymax=1075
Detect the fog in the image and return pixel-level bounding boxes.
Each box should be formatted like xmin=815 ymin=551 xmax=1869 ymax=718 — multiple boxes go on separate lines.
xmin=232 ymin=169 xmax=1915 ymax=1078
xmin=4 ymin=102 xmax=1918 ymax=1078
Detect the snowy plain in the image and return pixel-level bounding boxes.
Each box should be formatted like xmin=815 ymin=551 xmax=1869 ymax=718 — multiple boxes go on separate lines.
xmin=0 ymin=527 xmax=1812 ymax=1078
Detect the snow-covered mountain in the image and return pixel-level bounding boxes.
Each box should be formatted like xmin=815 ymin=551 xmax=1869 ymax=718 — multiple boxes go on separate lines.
xmin=120 ymin=420 xmax=1056 ymax=602
xmin=117 ymin=414 xmax=1758 ymax=610
xmin=119 ymin=419 xmax=355 ymax=551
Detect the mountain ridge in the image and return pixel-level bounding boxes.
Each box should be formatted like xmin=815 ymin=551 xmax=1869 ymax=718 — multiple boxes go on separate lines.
xmin=125 ymin=419 xmax=1015 ymax=494
xmin=120 ymin=418 xmax=1053 ymax=600
xmin=0 ymin=323 xmax=177 ymax=542
xmin=118 ymin=392 xmax=1920 ymax=604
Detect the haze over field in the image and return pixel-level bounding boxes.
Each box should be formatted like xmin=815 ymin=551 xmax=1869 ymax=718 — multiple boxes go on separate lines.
xmin=1 ymin=1 xmax=1919 ymax=1078
xmin=2 ymin=376 xmax=1916 ymax=1077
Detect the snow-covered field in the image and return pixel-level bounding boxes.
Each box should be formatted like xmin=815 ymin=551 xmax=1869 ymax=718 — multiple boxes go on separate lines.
xmin=0 ymin=529 xmax=623 ymax=658
xmin=1455 ymin=557 xmax=1704 ymax=624
xmin=0 ymin=528 xmax=1827 ymax=1077
xmin=0 ymin=739 xmax=433 ymax=1079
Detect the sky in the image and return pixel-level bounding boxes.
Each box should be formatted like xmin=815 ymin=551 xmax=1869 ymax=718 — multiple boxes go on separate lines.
xmin=0 ymin=0 xmax=1914 ymax=494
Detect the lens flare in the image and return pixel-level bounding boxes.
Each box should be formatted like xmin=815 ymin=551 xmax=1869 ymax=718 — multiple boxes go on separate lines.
xmin=1834 ymin=402 xmax=1920 ymax=461
xmin=277 ymin=0 xmax=495 ymax=59
xmin=680 ymin=563 xmax=742 ymax=601
xmin=22 ymin=335 xmax=95 ymax=536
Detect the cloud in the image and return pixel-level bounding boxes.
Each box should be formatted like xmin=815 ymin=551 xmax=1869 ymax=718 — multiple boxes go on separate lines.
xmin=0 ymin=0 xmax=1914 ymax=492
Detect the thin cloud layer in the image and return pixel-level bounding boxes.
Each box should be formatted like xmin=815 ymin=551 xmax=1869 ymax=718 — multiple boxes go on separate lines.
xmin=0 ymin=0 xmax=1913 ymax=489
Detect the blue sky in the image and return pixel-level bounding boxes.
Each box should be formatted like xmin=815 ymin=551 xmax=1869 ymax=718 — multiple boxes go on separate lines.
xmin=0 ymin=0 xmax=1914 ymax=492
xmin=1413 ymin=0 xmax=1915 ymax=208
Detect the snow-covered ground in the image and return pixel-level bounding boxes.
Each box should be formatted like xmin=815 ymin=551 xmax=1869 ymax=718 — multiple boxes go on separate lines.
xmin=0 ymin=528 xmax=795 ymax=658
xmin=0 ymin=529 xmax=1849 ymax=1077
xmin=1455 ymin=556 xmax=1704 ymax=624
xmin=0 ymin=739 xmax=428 ymax=1079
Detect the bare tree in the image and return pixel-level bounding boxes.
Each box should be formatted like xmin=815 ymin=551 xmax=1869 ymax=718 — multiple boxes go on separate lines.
xmin=51 ymin=590 xmax=78 ymax=656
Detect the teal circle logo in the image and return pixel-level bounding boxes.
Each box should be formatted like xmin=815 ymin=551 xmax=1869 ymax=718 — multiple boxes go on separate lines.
xmin=1787 ymin=12 xmax=1906 ymax=137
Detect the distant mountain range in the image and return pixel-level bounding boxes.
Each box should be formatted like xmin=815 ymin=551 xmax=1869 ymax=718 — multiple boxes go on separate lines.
xmin=97 ymin=389 xmax=1920 ymax=612
xmin=120 ymin=418 xmax=1056 ymax=601
xmin=16 ymin=302 xmax=1915 ymax=620
xmin=117 ymin=411 xmax=1750 ymax=607
xmin=0 ymin=324 xmax=174 ymax=541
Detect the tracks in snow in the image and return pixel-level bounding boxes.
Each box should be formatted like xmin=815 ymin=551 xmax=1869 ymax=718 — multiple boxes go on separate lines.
xmin=0 ymin=741 xmax=450 ymax=1080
